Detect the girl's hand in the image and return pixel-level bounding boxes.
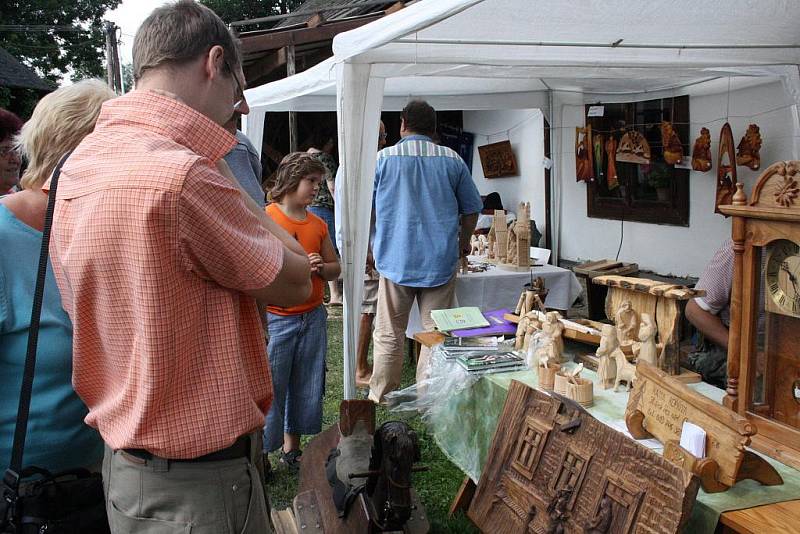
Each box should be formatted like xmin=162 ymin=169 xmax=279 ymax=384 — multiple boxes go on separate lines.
xmin=308 ymin=253 xmax=324 ymax=273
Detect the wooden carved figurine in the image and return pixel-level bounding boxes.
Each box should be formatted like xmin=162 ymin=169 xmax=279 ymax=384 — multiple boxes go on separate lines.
xmin=535 ymin=311 xmax=565 ymax=364
xmin=487 ymin=220 xmax=496 ymax=259
xmin=605 ymin=136 xmax=618 ymax=189
xmin=661 ymin=121 xmax=684 ymax=165
xmin=716 ymin=122 xmax=738 ymax=214
xmin=614 ymin=300 xmax=639 ymax=347
xmin=596 ymin=324 xmax=618 ymax=390
xmin=494 ymin=210 xmax=508 ymax=261
xmin=637 ymin=313 xmax=658 ymax=367
xmin=593 ymin=133 xmax=604 ymax=180
xmin=545 ymin=486 xmax=573 ymax=534
xmin=585 ymin=496 xmax=613 ymax=534
xmin=478 ymin=234 xmax=488 ymax=256
xmin=575 ymin=126 xmax=594 ymax=182
xmin=506 ymin=221 xmax=518 ymax=264
xmin=507 ymin=202 xmax=531 ymax=267
xmin=616 ymin=130 xmax=651 ymax=164
xmin=613 ymin=347 xmax=636 ymax=392
xmin=469 ymin=234 xmax=480 ymax=256
xmin=691 ymin=127 xmax=712 ymax=172
xmin=736 ymin=123 xmax=762 ymax=170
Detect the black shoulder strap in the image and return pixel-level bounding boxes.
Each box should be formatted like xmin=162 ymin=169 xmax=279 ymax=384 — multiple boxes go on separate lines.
xmin=3 ymin=151 xmax=72 ymax=495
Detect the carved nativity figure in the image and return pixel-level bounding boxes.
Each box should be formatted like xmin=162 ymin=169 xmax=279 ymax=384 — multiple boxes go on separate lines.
xmin=470 ymin=234 xmax=480 ymax=256
xmin=736 ymin=123 xmax=762 ymax=171
xmin=596 ymin=324 xmax=618 ymax=390
xmin=692 ymin=127 xmax=712 ymax=172
xmin=636 ymin=313 xmax=658 ymax=367
xmin=613 ymin=347 xmax=637 ymax=392
xmin=534 ymin=311 xmax=565 ymax=364
xmin=615 ymin=300 xmax=639 ymax=348
xmin=661 ymin=121 xmax=684 ymax=165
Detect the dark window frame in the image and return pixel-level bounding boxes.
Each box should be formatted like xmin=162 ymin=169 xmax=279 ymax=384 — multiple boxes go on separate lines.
xmin=585 ymin=96 xmax=690 ymax=226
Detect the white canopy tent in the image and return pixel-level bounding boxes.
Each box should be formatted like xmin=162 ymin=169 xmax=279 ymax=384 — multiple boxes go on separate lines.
xmin=243 ymin=0 xmax=800 ymax=399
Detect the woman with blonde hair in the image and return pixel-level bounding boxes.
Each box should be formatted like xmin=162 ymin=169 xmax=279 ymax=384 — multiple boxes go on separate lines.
xmin=0 ymin=79 xmax=115 ymax=472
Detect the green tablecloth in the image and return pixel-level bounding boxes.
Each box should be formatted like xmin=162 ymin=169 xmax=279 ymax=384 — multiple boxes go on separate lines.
xmin=429 ymin=362 xmax=800 ymax=533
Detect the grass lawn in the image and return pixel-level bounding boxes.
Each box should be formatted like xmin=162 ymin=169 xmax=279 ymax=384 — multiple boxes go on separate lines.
xmin=265 ymin=306 xmax=479 ymax=533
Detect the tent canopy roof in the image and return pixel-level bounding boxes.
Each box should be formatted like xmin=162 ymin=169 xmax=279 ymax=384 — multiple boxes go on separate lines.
xmin=246 ymin=0 xmax=800 ymax=111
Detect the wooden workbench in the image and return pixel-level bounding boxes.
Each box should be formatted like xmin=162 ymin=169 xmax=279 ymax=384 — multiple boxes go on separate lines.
xmin=414 ymin=331 xmax=800 ymax=534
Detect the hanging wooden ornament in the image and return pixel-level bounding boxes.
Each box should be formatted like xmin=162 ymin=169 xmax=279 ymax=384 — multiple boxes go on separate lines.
xmin=616 ymin=130 xmax=651 ymax=164
xmin=736 ymin=123 xmax=762 ymax=170
xmin=605 ymin=135 xmax=619 ymax=190
xmin=575 ymin=126 xmax=594 ymax=182
xmin=691 ymin=127 xmax=712 ymax=172
xmin=593 ymin=133 xmax=604 ymax=180
xmin=715 ymin=123 xmax=738 ymax=214
xmin=661 ymin=121 xmax=684 ymax=165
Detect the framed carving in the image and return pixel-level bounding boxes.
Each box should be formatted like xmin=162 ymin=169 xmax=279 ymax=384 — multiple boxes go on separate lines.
xmin=575 ymin=126 xmax=594 ymax=182
xmin=477 ymin=140 xmax=518 ymax=178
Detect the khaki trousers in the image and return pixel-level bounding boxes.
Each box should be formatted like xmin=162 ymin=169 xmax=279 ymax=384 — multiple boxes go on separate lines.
xmin=102 ymin=432 xmax=271 ymax=534
xmin=369 ymin=275 xmax=457 ymax=402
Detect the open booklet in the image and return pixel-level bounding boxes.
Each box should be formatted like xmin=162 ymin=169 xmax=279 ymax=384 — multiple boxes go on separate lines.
xmin=430 ymin=306 xmax=489 ymax=332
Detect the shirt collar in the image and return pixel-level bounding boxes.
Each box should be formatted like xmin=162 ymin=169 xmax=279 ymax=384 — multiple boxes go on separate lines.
xmin=96 ymin=90 xmax=236 ymax=162
xmin=399 ymin=134 xmax=432 ymax=143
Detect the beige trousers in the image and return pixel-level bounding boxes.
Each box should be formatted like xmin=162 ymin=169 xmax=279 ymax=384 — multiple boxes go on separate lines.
xmin=102 ymin=432 xmax=271 ymax=534
xmin=369 ymin=275 xmax=457 ymax=402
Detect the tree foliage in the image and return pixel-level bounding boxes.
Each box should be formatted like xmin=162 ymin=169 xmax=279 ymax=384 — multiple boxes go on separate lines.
xmin=0 ymin=0 xmax=122 ymax=84
xmin=200 ymin=0 xmax=304 ymax=28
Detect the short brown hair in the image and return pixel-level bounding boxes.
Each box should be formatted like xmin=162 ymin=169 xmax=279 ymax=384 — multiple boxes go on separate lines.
xmin=270 ymin=152 xmax=327 ymax=202
xmin=133 ymin=0 xmax=241 ymax=82
xmin=401 ymin=100 xmax=436 ymax=136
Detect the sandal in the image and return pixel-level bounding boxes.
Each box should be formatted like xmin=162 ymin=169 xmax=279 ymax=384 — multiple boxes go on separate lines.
xmin=279 ymin=449 xmax=302 ymax=472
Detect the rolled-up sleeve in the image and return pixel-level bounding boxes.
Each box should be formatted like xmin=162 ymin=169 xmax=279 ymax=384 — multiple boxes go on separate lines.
xmin=694 ymin=239 xmax=734 ymax=315
xmin=178 ymin=161 xmax=284 ymax=291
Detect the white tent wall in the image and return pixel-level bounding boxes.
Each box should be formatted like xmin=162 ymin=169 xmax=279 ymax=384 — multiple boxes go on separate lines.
xmin=463 ymin=109 xmax=546 ymax=241
xmin=557 ymin=80 xmax=797 ymax=277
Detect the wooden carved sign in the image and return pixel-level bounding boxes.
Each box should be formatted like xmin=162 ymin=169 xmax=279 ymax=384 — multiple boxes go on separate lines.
xmin=478 ymin=140 xmax=519 ymax=178
xmin=625 ymin=364 xmax=783 ymax=493
xmin=716 ymin=122 xmax=738 ymax=214
xmin=575 ymin=126 xmax=594 ymax=182
xmin=468 ymin=381 xmax=698 ymax=534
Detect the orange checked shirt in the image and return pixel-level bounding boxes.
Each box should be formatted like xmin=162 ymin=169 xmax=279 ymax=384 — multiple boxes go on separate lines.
xmin=48 ymin=91 xmax=284 ymax=459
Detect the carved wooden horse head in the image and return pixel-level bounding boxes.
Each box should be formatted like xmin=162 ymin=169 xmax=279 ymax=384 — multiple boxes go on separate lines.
xmin=365 ymin=421 xmax=421 ymax=531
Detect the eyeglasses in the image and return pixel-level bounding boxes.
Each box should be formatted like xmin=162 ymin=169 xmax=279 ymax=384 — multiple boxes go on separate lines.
xmin=224 ymin=58 xmax=246 ymax=112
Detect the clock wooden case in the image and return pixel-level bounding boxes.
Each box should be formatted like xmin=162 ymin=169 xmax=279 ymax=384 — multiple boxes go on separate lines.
xmin=720 ymin=161 xmax=800 ymax=470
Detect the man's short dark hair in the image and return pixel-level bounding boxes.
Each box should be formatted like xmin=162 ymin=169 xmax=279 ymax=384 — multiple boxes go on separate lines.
xmin=133 ymin=0 xmax=241 ymax=82
xmin=401 ymin=100 xmax=436 ymax=137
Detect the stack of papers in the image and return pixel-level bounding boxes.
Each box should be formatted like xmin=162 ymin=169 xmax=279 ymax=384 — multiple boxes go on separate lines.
xmin=430 ymin=307 xmax=489 ymax=332
xmin=455 ymin=352 xmax=526 ymax=374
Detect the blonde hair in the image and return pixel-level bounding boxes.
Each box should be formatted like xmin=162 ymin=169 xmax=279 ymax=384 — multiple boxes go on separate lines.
xmin=16 ymin=79 xmax=115 ymax=189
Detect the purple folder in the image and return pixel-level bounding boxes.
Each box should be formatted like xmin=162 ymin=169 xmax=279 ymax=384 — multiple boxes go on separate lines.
xmin=451 ymin=308 xmax=517 ymax=337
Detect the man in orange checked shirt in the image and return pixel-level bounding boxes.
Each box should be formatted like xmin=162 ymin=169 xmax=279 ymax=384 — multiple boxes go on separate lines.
xmin=46 ymin=2 xmax=311 ymax=532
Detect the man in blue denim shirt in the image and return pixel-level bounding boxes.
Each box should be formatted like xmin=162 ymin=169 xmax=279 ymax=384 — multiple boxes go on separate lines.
xmin=224 ymin=130 xmax=265 ymax=207
xmin=369 ymin=100 xmax=482 ymax=403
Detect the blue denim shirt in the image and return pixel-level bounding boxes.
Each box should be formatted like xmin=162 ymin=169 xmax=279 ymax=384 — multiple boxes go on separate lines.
xmin=373 ymin=135 xmax=482 ymax=287
xmin=224 ymin=130 xmax=264 ymax=208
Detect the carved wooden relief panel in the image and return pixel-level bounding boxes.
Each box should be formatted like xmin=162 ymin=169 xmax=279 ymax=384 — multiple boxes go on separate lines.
xmin=468 ymin=382 xmax=698 ymax=534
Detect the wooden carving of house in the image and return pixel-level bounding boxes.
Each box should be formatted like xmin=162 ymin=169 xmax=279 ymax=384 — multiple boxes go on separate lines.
xmin=468 ymin=382 xmax=698 ymax=534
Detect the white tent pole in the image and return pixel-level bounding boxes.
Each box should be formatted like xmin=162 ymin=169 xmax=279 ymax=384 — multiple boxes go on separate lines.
xmin=336 ymin=61 xmax=385 ymax=399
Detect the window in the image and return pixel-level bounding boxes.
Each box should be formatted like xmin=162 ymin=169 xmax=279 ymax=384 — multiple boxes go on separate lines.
xmin=585 ymin=96 xmax=690 ymax=226
xmin=512 ymin=417 xmax=548 ymax=479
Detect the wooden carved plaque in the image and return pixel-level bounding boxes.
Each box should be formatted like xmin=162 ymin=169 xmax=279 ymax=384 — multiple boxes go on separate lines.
xmin=468 ymin=381 xmax=698 ymax=534
xmin=716 ymin=122 xmax=738 ymax=214
xmin=575 ymin=126 xmax=594 ymax=182
xmin=625 ymin=363 xmax=783 ymax=493
xmin=478 ymin=140 xmax=519 ymax=178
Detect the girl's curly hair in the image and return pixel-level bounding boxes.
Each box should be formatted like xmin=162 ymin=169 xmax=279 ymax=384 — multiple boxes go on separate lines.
xmin=270 ymin=152 xmax=327 ymax=202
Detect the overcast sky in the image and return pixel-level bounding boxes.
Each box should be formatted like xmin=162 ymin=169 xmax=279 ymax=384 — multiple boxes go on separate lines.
xmin=105 ymin=0 xmax=170 ymax=65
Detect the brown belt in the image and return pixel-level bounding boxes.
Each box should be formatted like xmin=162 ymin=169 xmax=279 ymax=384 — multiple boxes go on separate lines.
xmin=122 ymin=434 xmax=250 ymax=463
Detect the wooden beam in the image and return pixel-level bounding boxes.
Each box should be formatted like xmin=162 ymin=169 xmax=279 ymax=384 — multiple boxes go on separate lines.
xmin=243 ymin=48 xmax=287 ymax=84
xmin=240 ymin=15 xmax=382 ymax=54
xmin=287 ymin=44 xmax=298 ymax=153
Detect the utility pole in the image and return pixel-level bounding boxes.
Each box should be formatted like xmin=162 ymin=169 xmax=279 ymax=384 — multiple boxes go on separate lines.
xmin=104 ymin=21 xmax=122 ymax=93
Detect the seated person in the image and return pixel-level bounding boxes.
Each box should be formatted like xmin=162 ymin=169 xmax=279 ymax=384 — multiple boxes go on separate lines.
xmin=474 ymin=191 xmax=516 ymax=234
xmin=685 ymin=238 xmax=732 ymax=388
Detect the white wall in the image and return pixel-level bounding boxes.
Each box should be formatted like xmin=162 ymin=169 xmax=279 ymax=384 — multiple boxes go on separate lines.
xmin=557 ymin=80 xmax=796 ymax=277
xmin=463 ymin=109 xmax=546 ymax=244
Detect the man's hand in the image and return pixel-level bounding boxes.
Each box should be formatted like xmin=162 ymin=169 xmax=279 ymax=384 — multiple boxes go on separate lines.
xmin=308 ymin=252 xmax=324 ymax=274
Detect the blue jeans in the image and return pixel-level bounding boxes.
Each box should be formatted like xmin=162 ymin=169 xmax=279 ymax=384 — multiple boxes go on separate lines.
xmin=263 ymin=306 xmax=327 ymax=452
xmin=308 ymin=205 xmax=338 ymax=256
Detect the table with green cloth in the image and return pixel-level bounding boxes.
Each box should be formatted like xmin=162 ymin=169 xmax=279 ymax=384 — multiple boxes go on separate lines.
xmin=427 ymin=357 xmax=800 ymax=533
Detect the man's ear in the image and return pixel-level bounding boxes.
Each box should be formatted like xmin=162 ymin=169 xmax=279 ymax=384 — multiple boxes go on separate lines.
xmin=205 ymin=45 xmax=225 ymax=81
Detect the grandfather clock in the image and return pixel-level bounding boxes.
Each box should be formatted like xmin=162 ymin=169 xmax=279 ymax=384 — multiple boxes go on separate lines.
xmin=721 ymin=161 xmax=800 ymax=470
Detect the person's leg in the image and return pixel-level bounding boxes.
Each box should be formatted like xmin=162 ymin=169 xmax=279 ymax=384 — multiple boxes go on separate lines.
xmin=105 ymin=433 xmax=272 ymax=533
xmin=416 ymin=275 xmax=458 ymax=383
xmin=369 ymin=277 xmax=416 ymax=403
xmin=263 ymin=313 xmax=300 ymax=453
xmin=284 ymin=306 xmax=328 ymax=462
xmin=356 ymin=313 xmax=375 ymax=387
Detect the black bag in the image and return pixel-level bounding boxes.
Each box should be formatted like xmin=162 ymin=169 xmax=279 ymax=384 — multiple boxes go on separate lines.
xmin=1 ymin=154 xmax=110 ymax=534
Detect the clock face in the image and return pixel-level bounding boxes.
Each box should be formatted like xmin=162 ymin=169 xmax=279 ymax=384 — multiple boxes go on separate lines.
xmin=766 ymin=239 xmax=800 ymax=317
